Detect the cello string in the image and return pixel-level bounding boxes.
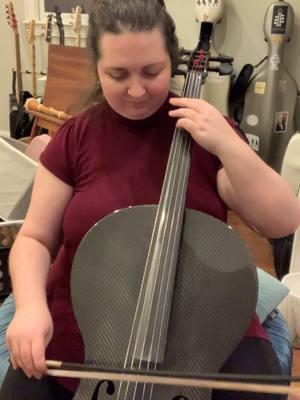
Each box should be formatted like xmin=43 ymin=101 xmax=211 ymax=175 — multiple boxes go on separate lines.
xmin=149 ymin=68 xmax=203 ymax=368
xmin=133 ymin=102 xmax=192 ymax=400
xmin=119 ymin=112 xmax=188 ymax=398
xmin=145 ymin=60 xmax=205 ymax=398
xmin=119 ymin=75 xmax=190 ymax=400
xmin=133 ymin=57 xmax=205 ymax=400
xmin=142 ymin=63 xmax=204 ymax=400
xmin=129 ymin=70 xmax=197 ymax=400
xmin=122 ymin=54 xmax=206 ymax=400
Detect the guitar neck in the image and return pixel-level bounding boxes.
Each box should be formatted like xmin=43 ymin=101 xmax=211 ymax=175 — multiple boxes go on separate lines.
xmin=14 ymin=31 xmax=23 ymax=102
xmin=31 ymin=43 xmax=37 ymax=97
xmin=59 ymin=26 xmax=65 ymax=45
xmin=76 ymin=31 xmax=81 ymax=47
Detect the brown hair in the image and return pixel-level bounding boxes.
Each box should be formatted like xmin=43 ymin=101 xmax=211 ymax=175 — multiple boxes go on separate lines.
xmin=87 ymin=0 xmax=180 ymax=75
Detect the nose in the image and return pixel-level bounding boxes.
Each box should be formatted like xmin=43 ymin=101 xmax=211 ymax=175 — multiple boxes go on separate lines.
xmin=127 ymin=79 xmax=146 ymax=98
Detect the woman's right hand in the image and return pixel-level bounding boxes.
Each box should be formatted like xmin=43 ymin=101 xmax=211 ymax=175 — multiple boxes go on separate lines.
xmin=6 ymin=303 xmax=53 ymax=379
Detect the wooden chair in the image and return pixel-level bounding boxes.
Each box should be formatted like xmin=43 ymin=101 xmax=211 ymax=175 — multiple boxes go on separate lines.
xmin=28 ymin=44 xmax=98 ymax=140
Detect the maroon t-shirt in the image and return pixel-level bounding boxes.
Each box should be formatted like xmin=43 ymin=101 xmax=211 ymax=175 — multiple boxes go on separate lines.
xmin=40 ymin=94 xmax=267 ymax=392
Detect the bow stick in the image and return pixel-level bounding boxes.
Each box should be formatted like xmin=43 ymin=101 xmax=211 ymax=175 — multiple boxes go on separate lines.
xmin=46 ymin=360 xmax=300 ymax=396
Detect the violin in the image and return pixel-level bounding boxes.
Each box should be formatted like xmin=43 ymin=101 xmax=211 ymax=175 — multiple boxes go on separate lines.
xmin=46 ymin=22 xmax=288 ymax=400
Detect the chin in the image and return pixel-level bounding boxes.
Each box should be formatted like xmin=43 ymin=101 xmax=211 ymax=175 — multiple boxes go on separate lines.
xmin=122 ymin=104 xmax=162 ymax=120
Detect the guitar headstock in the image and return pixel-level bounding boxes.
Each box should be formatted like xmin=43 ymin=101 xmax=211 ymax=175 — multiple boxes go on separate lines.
xmin=54 ymin=5 xmax=63 ymax=27
xmin=26 ymin=19 xmax=36 ymax=44
xmin=72 ymin=5 xmax=83 ymax=33
xmin=6 ymin=1 xmax=18 ymax=33
xmin=54 ymin=5 xmax=65 ymax=45
xmin=45 ymin=13 xmax=53 ymax=43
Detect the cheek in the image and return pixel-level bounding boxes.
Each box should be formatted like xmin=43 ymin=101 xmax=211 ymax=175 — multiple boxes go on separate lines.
xmin=148 ymin=75 xmax=170 ymax=96
xmin=100 ymin=77 xmax=124 ymax=100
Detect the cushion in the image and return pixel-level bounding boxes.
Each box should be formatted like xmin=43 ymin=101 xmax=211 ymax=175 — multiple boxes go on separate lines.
xmin=256 ymin=267 xmax=289 ymax=323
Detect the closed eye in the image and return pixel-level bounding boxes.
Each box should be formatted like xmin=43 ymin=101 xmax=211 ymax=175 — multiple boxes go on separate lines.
xmin=107 ymin=71 xmax=128 ymax=81
xmin=143 ymin=71 xmax=160 ymax=79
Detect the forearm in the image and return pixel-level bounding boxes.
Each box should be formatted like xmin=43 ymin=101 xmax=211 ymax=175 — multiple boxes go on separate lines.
xmin=9 ymin=235 xmax=51 ymax=310
xmin=218 ymin=137 xmax=300 ymax=238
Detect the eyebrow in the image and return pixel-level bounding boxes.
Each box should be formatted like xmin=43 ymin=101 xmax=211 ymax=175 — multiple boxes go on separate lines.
xmin=104 ymin=62 xmax=166 ymax=72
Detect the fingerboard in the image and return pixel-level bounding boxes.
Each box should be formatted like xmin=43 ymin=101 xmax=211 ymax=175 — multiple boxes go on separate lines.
xmin=31 ymin=42 xmax=37 ymax=97
xmin=14 ymin=31 xmax=23 ymax=103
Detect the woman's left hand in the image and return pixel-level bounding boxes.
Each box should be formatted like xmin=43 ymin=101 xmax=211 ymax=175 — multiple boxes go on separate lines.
xmin=169 ymin=97 xmax=239 ymax=157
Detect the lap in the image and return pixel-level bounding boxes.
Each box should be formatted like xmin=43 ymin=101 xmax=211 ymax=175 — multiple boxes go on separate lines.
xmin=212 ymin=336 xmax=287 ymax=400
xmin=0 ymin=366 xmax=73 ymax=400
xmin=0 ymin=337 xmax=287 ymax=400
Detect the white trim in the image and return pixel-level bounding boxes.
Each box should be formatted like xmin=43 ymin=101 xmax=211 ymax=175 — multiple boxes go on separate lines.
xmin=23 ymin=0 xmax=41 ymax=20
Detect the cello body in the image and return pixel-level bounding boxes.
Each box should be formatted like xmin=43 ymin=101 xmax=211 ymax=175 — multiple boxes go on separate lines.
xmin=71 ymin=206 xmax=257 ymax=400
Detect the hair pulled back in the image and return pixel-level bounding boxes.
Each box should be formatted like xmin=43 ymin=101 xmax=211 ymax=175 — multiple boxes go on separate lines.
xmin=87 ymin=0 xmax=180 ymax=74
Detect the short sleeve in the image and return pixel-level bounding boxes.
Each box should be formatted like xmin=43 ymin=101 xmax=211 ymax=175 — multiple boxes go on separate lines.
xmin=40 ymin=118 xmax=77 ymax=186
xmin=225 ymin=116 xmax=249 ymax=144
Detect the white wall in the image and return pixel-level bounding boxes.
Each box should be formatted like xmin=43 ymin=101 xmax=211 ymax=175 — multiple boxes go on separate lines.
xmin=0 ymin=0 xmax=299 ymax=131
xmin=165 ymin=0 xmax=300 ymax=85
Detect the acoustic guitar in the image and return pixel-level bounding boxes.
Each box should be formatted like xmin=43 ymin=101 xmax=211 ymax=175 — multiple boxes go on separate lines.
xmin=44 ymin=13 xmax=53 ymax=44
xmin=26 ymin=19 xmax=37 ymax=98
xmin=6 ymin=1 xmax=32 ymax=139
xmin=72 ymin=5 xmax=83 ymax=47
xmin=54 ymin=6 xmax=65 ymax=45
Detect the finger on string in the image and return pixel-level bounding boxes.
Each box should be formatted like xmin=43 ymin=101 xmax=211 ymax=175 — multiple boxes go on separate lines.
xmin=169 ymin=108 xmax=200 ymax=123
xmin=175 ymin=118 xmax=199 ymax=135
xmin=169 ymin=97 xmax=206 ymax=112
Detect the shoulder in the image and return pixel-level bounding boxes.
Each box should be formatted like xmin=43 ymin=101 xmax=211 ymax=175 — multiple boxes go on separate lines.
xmin=47 ymin=101 xmax=106 ymax=147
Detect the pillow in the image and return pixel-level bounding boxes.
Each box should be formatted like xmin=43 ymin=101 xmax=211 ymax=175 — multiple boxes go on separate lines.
xmin=256 ymin=267 xmax=290 ymax=323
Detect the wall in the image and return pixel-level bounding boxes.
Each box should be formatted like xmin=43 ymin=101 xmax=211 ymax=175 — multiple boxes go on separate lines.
xmin=165 ymin=0 xmax=300 ymax=86
xmin=0 ymin=0 xmax=299 ymax=131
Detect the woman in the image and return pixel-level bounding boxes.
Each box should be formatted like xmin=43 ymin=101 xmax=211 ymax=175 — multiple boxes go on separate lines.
xmin=1 ymin=0 xmax=299 ymax=399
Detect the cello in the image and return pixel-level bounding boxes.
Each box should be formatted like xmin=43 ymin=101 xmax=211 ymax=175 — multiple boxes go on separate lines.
xmin=49 ymin=22 xmax=258 ymax=400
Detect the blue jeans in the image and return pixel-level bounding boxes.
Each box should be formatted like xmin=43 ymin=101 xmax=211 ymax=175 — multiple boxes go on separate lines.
xmin=0 ymin=294 xmax=15 ymax=388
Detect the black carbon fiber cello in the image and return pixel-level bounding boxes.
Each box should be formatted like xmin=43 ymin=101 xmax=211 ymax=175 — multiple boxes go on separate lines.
xmin=68 ymin=22 xmax=258 ymax=400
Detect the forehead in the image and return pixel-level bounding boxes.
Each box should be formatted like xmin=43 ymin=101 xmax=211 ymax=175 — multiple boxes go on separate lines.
xmin=98 ymin=28 xmax=169 ymax=68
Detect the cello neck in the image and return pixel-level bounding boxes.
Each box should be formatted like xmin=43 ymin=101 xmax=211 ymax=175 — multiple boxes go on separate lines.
xmin=132 ymin=23 xmax=213 ymax=365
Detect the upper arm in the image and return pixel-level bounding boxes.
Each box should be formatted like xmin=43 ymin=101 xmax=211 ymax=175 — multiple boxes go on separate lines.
xmin=19 ymin=164 xmax=73 ymax=255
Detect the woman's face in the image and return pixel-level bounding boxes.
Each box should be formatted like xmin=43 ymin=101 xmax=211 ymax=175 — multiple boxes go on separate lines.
xmin=97 ymin=28 xmax=172 ymax=120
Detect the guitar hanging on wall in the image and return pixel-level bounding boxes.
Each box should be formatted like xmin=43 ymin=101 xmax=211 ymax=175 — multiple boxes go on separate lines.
xmin=6 ymin=1 xmax=33 ymax=139
xmin=44 ymin=12 xmax=53 ymax=44
xmin=26 ymin=19 xmax=37 ymax=98
xmin=240 ymin=0 xmax=297 ymax=173
xmin=72 ymin=5 xmax=83 ymax=47
xmin=54 ymin=6 xmax=65 ymax=45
